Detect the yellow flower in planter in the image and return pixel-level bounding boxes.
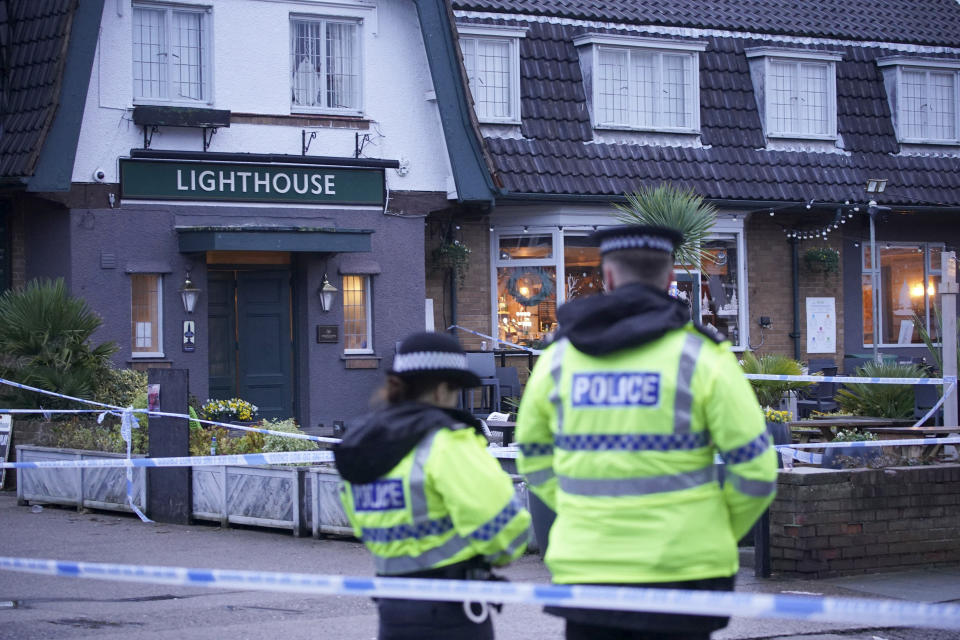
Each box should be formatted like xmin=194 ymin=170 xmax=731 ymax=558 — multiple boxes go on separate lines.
xmin=764 ymin=408 xmax=791 ymax=424
xmin=200 ymin=397 xmax=259 ymax=422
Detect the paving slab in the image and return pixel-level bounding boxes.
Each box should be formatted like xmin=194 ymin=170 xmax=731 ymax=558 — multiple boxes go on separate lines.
xmin=822 ymin=567 xmax=960 ymax=603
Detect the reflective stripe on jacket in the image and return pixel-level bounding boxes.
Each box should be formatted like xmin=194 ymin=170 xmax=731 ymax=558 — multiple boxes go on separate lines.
xmin=340 ymin=426 xmax=532 ymax=575
xmin=516 ymin=325 xmax=777 ymax=584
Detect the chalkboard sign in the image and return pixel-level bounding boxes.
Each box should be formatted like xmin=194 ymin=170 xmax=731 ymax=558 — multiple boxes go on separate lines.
xmin=0 ymin=415 xmax=11 ymax=489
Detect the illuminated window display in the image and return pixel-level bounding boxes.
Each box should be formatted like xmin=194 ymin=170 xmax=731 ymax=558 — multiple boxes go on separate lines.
xmin=862 ymin=243 xmax=941 ymax=346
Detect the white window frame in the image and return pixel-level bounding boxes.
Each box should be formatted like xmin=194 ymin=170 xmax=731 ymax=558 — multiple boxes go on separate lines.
xmin=131 ymin=274 xmax=164 ymax=358
xmin=488 ymin=222 xmax=749 ymax=350
xmin=290 ymin=15 xmax=363 ymax=116
xmin=574 ymin=34 xmax=706 ymax=134
xmin=457 ymin=24 xmax=526 ymax=125
xmin=878 ymin=57 xmax=960 ymax=145
xmin=342 ymin=274 xmax=373 ymax=354
xmin=861 ymin=242 xmax=943 ymax=348
xmin=132 ymin=3 xmax=212 ymax=106
xmin=745 ymin=48 xmax=841 ymax=140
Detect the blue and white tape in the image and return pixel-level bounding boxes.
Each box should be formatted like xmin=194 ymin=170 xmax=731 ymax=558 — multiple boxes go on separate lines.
xmin=448 ymin=325 xmax=542 ymax=355
xmin=0 ymin=556 xmax=958 ymax=629
xmin=2 ymin=450 xmax=335 ymax=470
xmin=744 ymin=373 xmax=948 ymax=385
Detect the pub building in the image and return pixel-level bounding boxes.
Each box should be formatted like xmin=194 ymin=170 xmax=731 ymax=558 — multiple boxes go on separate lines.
xmin=1 ymin=0 xmax=473 ymax=433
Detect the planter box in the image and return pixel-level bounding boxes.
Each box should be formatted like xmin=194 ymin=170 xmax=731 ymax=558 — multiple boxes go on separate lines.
xmin=192 ymin=464 xmax=306 ymax=536
xmin=16 ymin=445 xmax=147 ymax=513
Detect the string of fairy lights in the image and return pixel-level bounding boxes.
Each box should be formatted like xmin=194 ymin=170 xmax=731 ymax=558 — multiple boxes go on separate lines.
xmin=768 ymin=200 xmax=865 ymax=241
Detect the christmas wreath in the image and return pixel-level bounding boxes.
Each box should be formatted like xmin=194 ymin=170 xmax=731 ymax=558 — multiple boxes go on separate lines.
xmin=506 ymin=268 xmax=555 ymax=307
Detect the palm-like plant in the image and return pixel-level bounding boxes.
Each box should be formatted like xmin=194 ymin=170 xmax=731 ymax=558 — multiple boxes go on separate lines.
xmin=739 ymin=351 xmax=814 ymax=408
xmin=0 ymin=278 xmax=117 ymax=409
xmin=613 ymin=183 xmax=718 ymax=271
xmin=835 ymin=361 xmax=924 ymax=418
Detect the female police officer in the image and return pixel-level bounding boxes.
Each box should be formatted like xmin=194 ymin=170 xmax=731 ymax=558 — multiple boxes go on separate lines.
xmin=334 ymin=332 xmax=532 ymax=640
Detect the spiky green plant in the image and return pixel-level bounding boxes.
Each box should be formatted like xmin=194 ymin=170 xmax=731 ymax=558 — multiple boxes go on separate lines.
xmin=613 ymin=183 xmax=718 ymax=271
xmin=835 ymin=361 xmax=925 ymax=418
xmin=913 ymin=307 xmax=960 ymax=375
xmin=0 ymin=278 xmax=117 ymax=409
xmin=739 ymin=352 xmax=814 ymax=408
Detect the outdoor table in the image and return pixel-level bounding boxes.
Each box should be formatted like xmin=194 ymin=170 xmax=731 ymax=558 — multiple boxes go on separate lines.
xmin=787 ymin=417 xmax=913 ymax=441
xmin=863 ymin=426 xmax=958 ymax=461
xmin=485 ymin=419 xmax=516 ymax=444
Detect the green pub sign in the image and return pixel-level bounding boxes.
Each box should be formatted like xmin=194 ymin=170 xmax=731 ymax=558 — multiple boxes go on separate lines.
xmin=120 ymin=159 xmax=385 ymax=206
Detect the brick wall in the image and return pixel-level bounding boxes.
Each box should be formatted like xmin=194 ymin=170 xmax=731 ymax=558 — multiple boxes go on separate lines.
xmin=747 ymin=214 xmax=845 ymax=363
xmin=426 ymin=218 xmax=491 ymax=351
xmin=770 ymin=465 xmax=960 ymax=578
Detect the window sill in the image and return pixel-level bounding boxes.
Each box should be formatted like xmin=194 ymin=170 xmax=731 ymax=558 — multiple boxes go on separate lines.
xmin=133 ymin=98 xmax=213 ymax=108
xmin=341 ymin=354 xmax=381 ymax=369
xmin=232 ymin=112 xmax=370 ymax=129
xmin=127 ymin=358 xmax=172 ymax=371
xmin=594 ymin=124 xmax=700 ymax=135
xmin=766 ymin=133 xmax=837 ymax=142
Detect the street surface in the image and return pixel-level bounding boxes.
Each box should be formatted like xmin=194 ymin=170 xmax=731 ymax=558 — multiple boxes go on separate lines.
xmin=0 ymin=493 xmax=957 ymax=639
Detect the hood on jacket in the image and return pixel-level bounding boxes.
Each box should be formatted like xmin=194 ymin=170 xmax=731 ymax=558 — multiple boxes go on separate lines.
xmin=555 ymin=283 xmax=702 ymax=356
xmin=333 ymin=402 xmax=484 ymax=484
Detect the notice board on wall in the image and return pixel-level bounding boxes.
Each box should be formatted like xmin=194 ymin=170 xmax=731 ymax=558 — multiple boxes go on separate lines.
xmin=0 ymin=415 xmax=11 ymax=489
xmin=806 ymin=297 xmax=837 ymax=354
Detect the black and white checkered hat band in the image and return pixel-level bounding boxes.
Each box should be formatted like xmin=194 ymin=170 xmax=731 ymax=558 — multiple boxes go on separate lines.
xmin=600 ymin=235 xmax=675 ymax=254
xmin=393 ymin=351 xmax=468 ymax=373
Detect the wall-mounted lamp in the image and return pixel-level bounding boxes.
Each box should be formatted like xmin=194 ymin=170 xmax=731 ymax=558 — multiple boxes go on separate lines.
xmin=179 ymin=273 xmax=201 ymax=314
xmin=318 ymin=274 xmax=338 ymax=312
xmin=866 ymin=178 xmax=887 ymax=194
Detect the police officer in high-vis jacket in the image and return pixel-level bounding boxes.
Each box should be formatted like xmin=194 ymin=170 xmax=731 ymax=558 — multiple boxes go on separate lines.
xmin=335 ymin=332 xmax=532 ymax=640
xmin=517 ymin=225 xmax=777 ymax=640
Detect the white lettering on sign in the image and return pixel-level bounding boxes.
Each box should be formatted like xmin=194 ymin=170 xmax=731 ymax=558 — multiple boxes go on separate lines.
xmin=168 ymin=169 xmax=340 ymax=197
xmin=571 ymin=372 xmax=661 ymax=407
xmin=352 ymin=479 xmax=406 ymax=512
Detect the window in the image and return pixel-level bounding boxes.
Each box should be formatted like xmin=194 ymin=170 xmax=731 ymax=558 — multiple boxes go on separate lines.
xmin=746 ymin=48 xmax=841 ymax=139
xmin=878 ymin=58 xmax=960 ymax=144
xmin=131 ymin=274 xmax=163 ymax=357
xmin=574 ymin=34 xmax=705 ymax=132
xmin=458 ymin=25 xmax=525 ymax=123
xmin=343 ymin=275 xmax=372 ymax=353
xmin=132 ymin=4 xmax=210 ymax=103
xmin=862 ymin=243 xmax=942 ymax=346
xmin=491 ymin=228 xmax=748 ymax=350
xmin=291 ymin=17 xmax=361 ymax=113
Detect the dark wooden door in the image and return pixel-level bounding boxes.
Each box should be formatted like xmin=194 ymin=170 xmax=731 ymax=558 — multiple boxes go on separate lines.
xmin=207 ymin=269 xmax=293 ymax=420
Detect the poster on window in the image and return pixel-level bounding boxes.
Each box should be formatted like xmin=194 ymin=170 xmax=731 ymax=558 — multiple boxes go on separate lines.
xmin=806 ymin=297 xmax=836 ymax=354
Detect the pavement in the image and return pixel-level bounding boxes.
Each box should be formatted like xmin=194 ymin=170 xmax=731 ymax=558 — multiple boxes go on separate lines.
xmin=0 ymin=492 xmax=958 ymax=640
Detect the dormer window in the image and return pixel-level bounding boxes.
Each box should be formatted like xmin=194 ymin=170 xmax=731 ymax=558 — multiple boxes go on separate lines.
xmin=878 ymin=57 xmax=960 ymax=144
xmin=746 ymin=48 xmax=842 ymax=140
xmin=573 ymin=35 xmax=706 ymax=133
xmin=457 ymin=25 xmax=526 ymax=124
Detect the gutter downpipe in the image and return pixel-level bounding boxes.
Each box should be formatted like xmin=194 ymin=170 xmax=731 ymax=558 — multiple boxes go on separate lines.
xmin=790 ymin=237 xmax=801 ymax=361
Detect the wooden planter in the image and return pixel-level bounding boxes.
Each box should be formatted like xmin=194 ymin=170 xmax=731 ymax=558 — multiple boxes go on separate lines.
xmin=192 ymin=464 xmax=307 ymax=535
xmin=16 ymin=445 xmax=147 ymax=513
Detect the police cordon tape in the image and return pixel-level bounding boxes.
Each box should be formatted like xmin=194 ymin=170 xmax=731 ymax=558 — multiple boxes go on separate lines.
xmin=744 ymin=373 xmax=951 ymax=384
xmin=1 ymin=556 xmax=959 ymax=629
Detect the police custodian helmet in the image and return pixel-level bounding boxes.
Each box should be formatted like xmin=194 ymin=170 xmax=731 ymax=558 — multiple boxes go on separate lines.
xmin=388 ymin=332 xmax=482 ymax=389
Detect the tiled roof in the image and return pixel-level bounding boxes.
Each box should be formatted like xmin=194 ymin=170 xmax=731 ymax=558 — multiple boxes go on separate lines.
xmin=0 ymin=0 xmax=76 ymax=179
xmin=462 ymin=18 xmax=960 ymax=207
xmin=453 ymin=0 xmax=960 ymax=47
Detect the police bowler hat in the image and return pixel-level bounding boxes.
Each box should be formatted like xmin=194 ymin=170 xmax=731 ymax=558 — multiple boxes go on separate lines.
xmin=388 ymin=332 xmax=482 ymax=389
xmin=592 ymin=225 xmax=684 ymax=256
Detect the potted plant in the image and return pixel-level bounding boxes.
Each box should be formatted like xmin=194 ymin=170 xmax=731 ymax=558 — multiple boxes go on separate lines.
xmin=834 ymin=361 xmax=924 ymax=418
xmin=613 ymin=183 xmax=717 ymax=271
xmin=764 ymin=408 xmax=792 ymax=446
xmin=821 ymin=429 xmax=882 ymax=469
xmin=200 ymin=397 xmax=259 ymax=425
xmin=431 ymin=239 xmax=472 ymax=286
xmin=740 ymin=352 xmax=814 ymax=408
xmin=803 ymin=247 xmax=840 ymax=274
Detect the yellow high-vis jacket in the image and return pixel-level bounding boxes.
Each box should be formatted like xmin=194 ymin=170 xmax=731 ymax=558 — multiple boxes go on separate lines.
xmin=336 ymin=404 xmax=531 ymax=575
xmin=517 ymin=323 xmax=777 ymax=585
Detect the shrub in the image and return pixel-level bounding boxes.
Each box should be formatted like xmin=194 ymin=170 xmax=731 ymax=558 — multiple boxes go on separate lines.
xmin=94 ymin=369 xmax=147 ymax=409
xmin=835 ymin=361 xmax=924 ymax=418
xmin=832 ymin=428 xmax=878 ymax=442
xmin=0 ymin=278 xmax=117 ymax=409
xmin=739 ymin=352 xmax=814 ymax=408
xmin=261 ymin=418 xmax=318 ymax=453
xmin=189 ymin=423 xmax=264 ymax=457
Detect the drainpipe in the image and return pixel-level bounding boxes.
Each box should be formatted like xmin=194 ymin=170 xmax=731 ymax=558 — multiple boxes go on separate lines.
xmin=790 ymin=237 xmax=801 ymax=360
xmin=449 ymin=268 xmax=457 ymax=334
